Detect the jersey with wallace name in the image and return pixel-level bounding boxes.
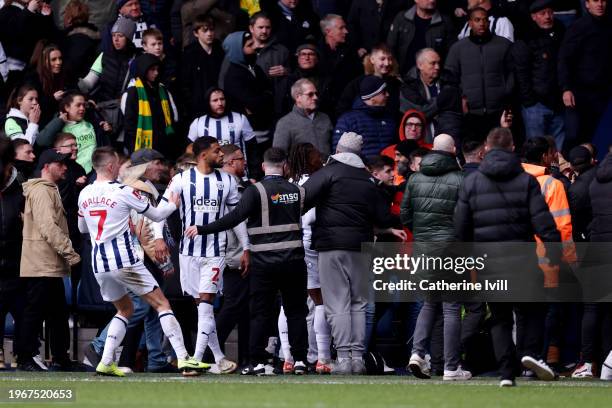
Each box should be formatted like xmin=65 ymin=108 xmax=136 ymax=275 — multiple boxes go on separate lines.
xmin=164 ymin=168 xmax=239 ymax=257
xmin=78 ymin=181 xmax=148 ymax=272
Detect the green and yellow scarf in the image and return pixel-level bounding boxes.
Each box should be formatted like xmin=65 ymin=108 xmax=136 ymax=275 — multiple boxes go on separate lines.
xmin=134 ymin=78 xmax=174 ymax=151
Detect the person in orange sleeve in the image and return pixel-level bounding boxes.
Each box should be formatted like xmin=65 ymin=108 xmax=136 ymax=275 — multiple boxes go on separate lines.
xmin=522 ymin=137 xmax=576 ymax=288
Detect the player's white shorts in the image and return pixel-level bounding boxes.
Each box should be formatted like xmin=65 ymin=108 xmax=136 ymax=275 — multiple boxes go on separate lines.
xmin=95 ymin=262 xmax=158 ymax=302
xmin=305 ymin=248 xmax=320 ymax=290
xmin=179 ymin=254 xmax=225 ymax=297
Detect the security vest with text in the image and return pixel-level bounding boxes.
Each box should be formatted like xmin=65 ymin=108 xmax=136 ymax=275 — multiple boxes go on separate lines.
xmin=247 ymin=176 xmax=305 ymax=264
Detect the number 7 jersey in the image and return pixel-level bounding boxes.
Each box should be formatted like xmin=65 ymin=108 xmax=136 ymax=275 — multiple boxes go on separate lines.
xmin=78 ymin=180 xmax=152 ymax=272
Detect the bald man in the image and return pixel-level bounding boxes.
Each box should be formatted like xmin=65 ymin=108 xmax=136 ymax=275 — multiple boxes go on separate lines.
xmin=432 ymin=133 xmax=456 ymax=153
xmin=400 ymin=132 xmax=471 ymax=380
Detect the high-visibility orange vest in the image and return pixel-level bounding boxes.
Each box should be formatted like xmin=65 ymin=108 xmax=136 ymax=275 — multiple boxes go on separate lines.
xmin=522 ymin=163 xmax=577 ymax=287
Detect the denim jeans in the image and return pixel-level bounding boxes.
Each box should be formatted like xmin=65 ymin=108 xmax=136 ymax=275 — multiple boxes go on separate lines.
xmin=92 ymin=291 xmax=167 ymax=369
xmin=522 ymin=103 xmax=565 ymax=151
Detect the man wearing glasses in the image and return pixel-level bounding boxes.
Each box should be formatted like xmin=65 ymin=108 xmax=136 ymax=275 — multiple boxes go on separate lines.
xmin=273 ymin=79 xmax=333 ymax=159
xmin=54 ymin=132 xmax=87 ymax=254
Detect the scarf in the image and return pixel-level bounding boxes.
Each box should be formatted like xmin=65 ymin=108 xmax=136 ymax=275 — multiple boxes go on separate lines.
xmin=134 ymin=78 xmax=174 ymax=151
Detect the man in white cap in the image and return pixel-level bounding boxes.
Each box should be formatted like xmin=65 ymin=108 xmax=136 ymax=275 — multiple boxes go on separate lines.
xmin=302 ymin=131 xmax=404 ymax=375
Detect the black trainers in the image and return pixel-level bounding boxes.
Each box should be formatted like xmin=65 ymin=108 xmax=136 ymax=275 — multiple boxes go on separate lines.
xmin=253 ymin=363 xmax=276 ymax=376
xmin=17 ymin=359 xmax=47 ymax=372
xmin=49 ymin=360 xmax=91 ymax=372
xmin=240 ymin=365 xmax=255 ymax=375
xmin=293 ymin=361 xmax=307 ymax=375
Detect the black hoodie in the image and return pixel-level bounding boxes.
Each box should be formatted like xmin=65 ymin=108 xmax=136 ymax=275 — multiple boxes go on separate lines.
xmin=589 ymin=153 xmax=612 ymax=242
xmin=124 ymin=54 xmax=179 ymax=157
xmin=455 ymin=149 xmax=561 ymax=246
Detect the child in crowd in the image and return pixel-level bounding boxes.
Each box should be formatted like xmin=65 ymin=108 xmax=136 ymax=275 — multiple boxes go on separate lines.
xmin=37 ymin=91 xmax=112 ymax=173
xmin=122 ymin=54 xmax=178 ymax=156
xmin=4 ymin=84 xmax=41 ymax=143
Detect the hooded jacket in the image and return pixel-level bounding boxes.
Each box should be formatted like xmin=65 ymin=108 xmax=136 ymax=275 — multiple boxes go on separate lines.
xmin=589 ymin=154 xmax=612 ymax=242
xmin=400 ymin=151 xmax=463 ymax=242
xmin=333 ymin=98 xmax=396 ymax=158
xmin=455 ymin=149 xmax=561 ymax=247
xmin=20 ymin=178 xmax=80 ymax=278
xmin=4 ymin=108 xmax=39 ymax=144
xmin=303 ymin=153 xmax=397 ymax=251
xmin=0 ymin=168 xmax=24 ymax=278
xmin=123 ymin=53 xmax=179 ymax=156
xmin=222 ymin=32 xmax=274 ymax=131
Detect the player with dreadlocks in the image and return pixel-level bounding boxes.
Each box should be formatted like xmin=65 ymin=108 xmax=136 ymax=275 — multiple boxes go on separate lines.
xmin=277 ymin=143 xmax=332 ymax=374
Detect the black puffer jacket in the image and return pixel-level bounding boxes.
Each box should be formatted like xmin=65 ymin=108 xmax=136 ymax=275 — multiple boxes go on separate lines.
xmin=454 ymin=149 xmax=560 ymax=244
xmin=0 ymin=169 xmax=24 ymax=278
xmin=303 ymin=155 xmax=397 ymax=251
xmin=400 ymin=151 xmax=463 ymax=242
xmin=95 ymin=44 xmax=136 ymax=103
xmin=568 ymin=165 xmax=596 ymax=242
xmin=589 ymin=154 xmax=612 ymax=242
xmin=387 ymin=5 xmax=455 ymax=75
xmin=512 ymin=20 xmax=565 ymax=109
xmin=445 ymin=33 xmax=514 ymax=115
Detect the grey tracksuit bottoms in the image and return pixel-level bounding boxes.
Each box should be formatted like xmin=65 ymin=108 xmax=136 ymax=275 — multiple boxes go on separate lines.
xmin=318 ymin=250 xmax=370 ymax=359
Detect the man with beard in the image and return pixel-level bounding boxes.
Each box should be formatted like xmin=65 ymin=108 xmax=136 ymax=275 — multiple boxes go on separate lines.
xmin=18 ymin=149 xmax=81 ymax=371
xmin=161 ymin=136 xmax=248 ymax=374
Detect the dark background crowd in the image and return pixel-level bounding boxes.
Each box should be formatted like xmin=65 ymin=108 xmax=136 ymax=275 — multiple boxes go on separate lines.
xmin=0 ymin=0 xmax=611 ymax=382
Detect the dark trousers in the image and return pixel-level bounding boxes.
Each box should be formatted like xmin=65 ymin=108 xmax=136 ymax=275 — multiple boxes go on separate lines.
xmin=564 ymin=90 xmax=610 ymax=151
xmin=17 ymin=277 xmax=70 ymax=364
xmin=249 ymin=259 xmax=308 ymax=364
xmin=488 ymin=303 xmax=547 ymax=380
xmin=204 ymin=267 xmax=250 ymax=365
xmin=580 ymin=303 xmax=612 ymax=363
xmin=0 ymin=277 xmax=25 ymax=350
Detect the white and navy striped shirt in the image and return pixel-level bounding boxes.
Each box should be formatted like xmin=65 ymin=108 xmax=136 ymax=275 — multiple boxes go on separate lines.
xmin=187 ymin=112 xmax=255 ymax=147
xmin=163 ymin=168 xmax=245 ymax=257
xmin=78 ymin=181 xmax=175 ymax=273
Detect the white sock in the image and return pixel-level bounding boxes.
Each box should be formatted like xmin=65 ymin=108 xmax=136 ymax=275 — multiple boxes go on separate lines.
xmin=314 ymin=305 xmax=331 ymax=361
xmin=158 ymin=310 xmax=188 ymax=360
xmin=194 ymin=302 xmax=225 ymax=362
xmin=306 ymin=299 xmax=318 ymax=363
xmin=278 ymin=307 xmax=293 ymax=363
xmin=602 ymin=350 xmax=612 ymax=380
xmin=101 ymin=315 xmax=128 ymax=366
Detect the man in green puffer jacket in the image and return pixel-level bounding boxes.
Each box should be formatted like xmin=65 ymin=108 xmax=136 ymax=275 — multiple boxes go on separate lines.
xmin=400 ymin=134 xmax=471 ymax=381
xmin=400 ymin=134 xmax=463 ymax=242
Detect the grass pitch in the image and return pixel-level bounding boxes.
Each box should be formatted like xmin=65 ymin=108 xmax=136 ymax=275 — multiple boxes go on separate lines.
xmin=1 ymin=372 xmax=610 ymax=408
